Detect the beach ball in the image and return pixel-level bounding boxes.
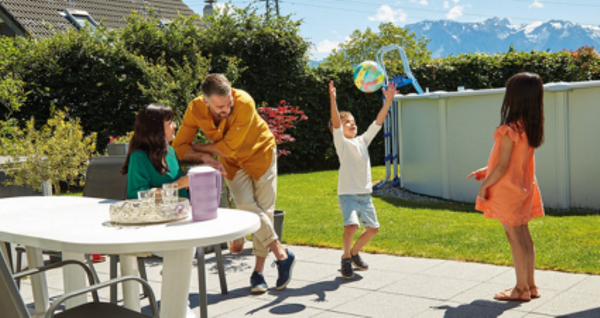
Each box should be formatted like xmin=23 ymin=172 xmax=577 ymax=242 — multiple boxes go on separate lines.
xmin=354 ymin=61 xmax=385 ymax=93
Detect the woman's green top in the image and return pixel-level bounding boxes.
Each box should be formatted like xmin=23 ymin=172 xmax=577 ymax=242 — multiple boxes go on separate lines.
xmin=126 ymin=146 xmax=189 ymax=199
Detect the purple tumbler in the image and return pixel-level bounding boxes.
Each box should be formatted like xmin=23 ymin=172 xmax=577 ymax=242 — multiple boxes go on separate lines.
xmin=187 ymin=166 xmax=222 ymax=222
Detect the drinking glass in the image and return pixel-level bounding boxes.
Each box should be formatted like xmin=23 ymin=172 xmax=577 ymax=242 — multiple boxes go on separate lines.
xmin=137 ymin=190 xmax=155 ymax=207
xmin=162 ymin=183 xmax=178 ymax=204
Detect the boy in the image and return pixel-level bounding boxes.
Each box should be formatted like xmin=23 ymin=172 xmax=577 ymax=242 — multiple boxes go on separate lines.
xmin=329 ymin=80 xmax=397 ymax=278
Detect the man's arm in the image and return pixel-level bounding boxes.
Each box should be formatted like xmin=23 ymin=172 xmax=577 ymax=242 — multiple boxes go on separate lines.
xmin=191 ymin=143 xmax=226 ymax=158
xmin=182 ymin=150 xmax=227 ymax=177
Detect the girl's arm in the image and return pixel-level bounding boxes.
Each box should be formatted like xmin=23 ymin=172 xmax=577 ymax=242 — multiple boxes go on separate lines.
xmin=376 ymin=83 xmax=398 ymax=126
xmin=478 ymin=134 xmax=514 ymax=201
xmin=329 ymin=81 xmax=341 ymax=129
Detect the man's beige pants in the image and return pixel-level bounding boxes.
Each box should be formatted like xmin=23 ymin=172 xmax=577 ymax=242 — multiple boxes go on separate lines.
xmin=228 ymin=150 xmax=278 ymax=257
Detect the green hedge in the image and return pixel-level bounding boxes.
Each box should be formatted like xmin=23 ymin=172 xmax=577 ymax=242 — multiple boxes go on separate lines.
xmin=1 ymin=9 xmax=598 ymax=174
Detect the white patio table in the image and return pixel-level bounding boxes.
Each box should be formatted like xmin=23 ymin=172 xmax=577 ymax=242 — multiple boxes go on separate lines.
xmin=0 ymin=196 xmax=260 ymax=318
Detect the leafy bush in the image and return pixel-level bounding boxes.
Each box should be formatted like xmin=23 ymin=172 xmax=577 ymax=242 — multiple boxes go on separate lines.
xmin=1 ymin=108 xmax=97 ymax=195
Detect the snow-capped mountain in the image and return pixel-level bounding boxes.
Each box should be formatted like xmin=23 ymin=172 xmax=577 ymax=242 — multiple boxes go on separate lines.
xmin=406 ymin=17 xmax=600 ymax=58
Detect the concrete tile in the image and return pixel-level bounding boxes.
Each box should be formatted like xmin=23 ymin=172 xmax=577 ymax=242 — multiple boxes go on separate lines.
xmin=568 ymin=275 xmax=600 ymax=296
xmin=380 ymin=273 xmax=481 ymax=300
xmin=313 ymin=310 xmax=370 ymax=317
xmin=422 ymin=260 xmax=512 ymax=282
xmin=342 ymin=268 xmax=409 ymax=291
xmin=257 ymin=278 xmax=371 ymax=311
xmin=330 ymin=291 xmax=444 ymax=318
xmin=533 ymin=291 xmax=600 ymax=317
xmin=448 ymin=281 xmax=561 ymax=313
xmin=416 ymin=300 xmax=529 ymax=318
xmin=215 ymin=298 xmax=327 ymax=317
xmin=490 ymin=269 xmax=588 ymax=292
xmin=375 ymin=255 xmax=446 ymax=274
xmin=261 ymin=259 xmax=340 ymax=282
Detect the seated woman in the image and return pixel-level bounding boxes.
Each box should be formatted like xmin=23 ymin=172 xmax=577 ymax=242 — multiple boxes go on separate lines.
xmin=121 ymin=103 xmax=189 ymax=198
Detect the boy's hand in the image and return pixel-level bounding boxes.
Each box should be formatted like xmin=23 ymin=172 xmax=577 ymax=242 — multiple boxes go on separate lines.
xmin=383 ymin=82 xmax=398 ymax=101
xmin=329 ymin=81 xmax=336 ymax=100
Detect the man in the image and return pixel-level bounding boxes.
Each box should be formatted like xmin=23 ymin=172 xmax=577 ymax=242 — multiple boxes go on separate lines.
xmin=172 ymin=74 xmax=295 ymax=293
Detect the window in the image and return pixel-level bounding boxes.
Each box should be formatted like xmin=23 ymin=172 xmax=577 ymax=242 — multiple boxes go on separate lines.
xmin=59 ymin=9 xmax=98 ymax=30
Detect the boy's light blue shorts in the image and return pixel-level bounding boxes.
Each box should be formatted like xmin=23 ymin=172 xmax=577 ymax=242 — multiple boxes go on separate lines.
xmin=338 ymin=194 xmax=380 ymax=229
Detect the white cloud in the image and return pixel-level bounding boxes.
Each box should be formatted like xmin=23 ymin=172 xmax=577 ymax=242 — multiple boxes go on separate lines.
xmin=410 ymin=0 xmax=429 ymax=5
xmin=529 ymin=0 xmax=543 ymax=8
xmin=368 ymin=5 xmax=407 ymax=23
xmin=315 ymin=39 xmax=340 ymax=53
xmin=443 ymin=1 xmax=450 ymax=9
xmin=453 ymin=0 xmax=460 ymax=3
xmin=446 ymin=5 xmax=464 ymax=19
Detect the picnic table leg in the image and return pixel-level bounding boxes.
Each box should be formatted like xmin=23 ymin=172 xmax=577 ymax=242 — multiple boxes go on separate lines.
xmin=120 ymin=255 xmax=141 ymax=312
xmin=25 ymin=247 xmax=48 ymax=317
xmin=161 ymin=248 xmax=195 ymax=318
xmin=62 ymin=252 xmax=87 ymax=309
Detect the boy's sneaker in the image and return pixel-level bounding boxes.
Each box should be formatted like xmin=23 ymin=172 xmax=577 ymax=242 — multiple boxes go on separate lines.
xmin=250 ymin=271 xmax=268 ymax=294
xmin=275 ymin=249 xmax=296 ymax=290
xmin=341 ymin=258 xmax=354 ymax=279
xmin=351 ymin=253 xmax=369 ymax=270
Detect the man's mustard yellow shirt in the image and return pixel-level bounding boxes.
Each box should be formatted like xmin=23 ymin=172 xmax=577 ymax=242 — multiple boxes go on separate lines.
xmin=172 ymin=88 xmax=275 ymax=180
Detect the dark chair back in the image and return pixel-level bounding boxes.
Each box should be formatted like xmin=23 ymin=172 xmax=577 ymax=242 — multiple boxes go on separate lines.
xmin=0 ymin=249 xmax=30 ymax=318
xmin=83 ymin=156 xmax=127 ymax=200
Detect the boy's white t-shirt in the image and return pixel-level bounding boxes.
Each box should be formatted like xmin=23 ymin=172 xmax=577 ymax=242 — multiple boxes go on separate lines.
xmin=333 ymin=121 xmax=382 ymax=195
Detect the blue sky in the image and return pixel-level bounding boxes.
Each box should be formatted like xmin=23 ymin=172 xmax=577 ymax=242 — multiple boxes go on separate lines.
xmin=182 ymin=0 xmax=600 ymax=60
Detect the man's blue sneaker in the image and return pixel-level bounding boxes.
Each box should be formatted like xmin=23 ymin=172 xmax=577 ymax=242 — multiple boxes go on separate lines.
xmin=275 ymin=249 xmax=296 ymax=290
xmin=250 ymin=271 xmax=268 ymax=294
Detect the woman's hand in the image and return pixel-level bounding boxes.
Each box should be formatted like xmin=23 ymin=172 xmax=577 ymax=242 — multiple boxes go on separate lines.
xmin=176 ymin=175 xmax=190 ymax=189
xmin=467 ymin=167 xmax=488 ymax=181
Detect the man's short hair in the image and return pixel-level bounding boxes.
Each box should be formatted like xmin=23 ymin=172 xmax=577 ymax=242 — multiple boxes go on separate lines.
xmin=202 ymin=74 xmax=231 ymax=99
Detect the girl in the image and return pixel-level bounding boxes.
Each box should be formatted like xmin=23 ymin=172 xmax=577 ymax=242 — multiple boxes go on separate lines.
xmin=468 ymin=72 xmax=545 ymax=302
xmin=121 ymin=103 xmax=189 ymax=199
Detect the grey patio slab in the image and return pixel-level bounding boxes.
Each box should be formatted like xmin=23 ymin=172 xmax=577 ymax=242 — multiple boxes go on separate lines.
xmin=567 ymin=274 xmax=600 ymax=296
xmin=490 ymin=268 xmax=588 ymax=292
xmin=284 ymin=245 xmax=333 ymax=262
xmin=532 ymin=291 xmax=600 ymax=317
xmin=313 ymin=310 xmax=370 ymax=317
xmin=342 ymin=268 xmax=409 ymax=291
xmin=415 ymin=300 xmax=530 ymax=318
xmin=380 ymin=272 xmax=481 ymax=300
xmin=421 ymin=260 xmax=512 ymax=282
xmin=215 ymin=298 xmax=328 ymax=317
xmin=329 ymin=291 xmax=445 ymax=318
xmin=375 ymin=255 xmax=447 ymax=274
xmin=447 ymin=281 xmax=560 ymax=313
xmin=252 ymin=278 xmax=372 ymax=311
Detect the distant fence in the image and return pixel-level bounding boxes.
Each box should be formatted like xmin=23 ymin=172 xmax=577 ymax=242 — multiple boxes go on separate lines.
xmin=393 ymin=80 xmax=600 ymax=210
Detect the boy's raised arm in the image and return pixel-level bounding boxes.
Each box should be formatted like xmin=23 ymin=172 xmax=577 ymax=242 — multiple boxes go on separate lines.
xmin=329 ymin=81 xmax=341 ymax=129
xmin=375 ymin=82 xmax=398 ymax=126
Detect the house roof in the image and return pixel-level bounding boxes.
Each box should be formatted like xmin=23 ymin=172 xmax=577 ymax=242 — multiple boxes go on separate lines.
xmin=0 ymin=0 xmax=201 ymax=38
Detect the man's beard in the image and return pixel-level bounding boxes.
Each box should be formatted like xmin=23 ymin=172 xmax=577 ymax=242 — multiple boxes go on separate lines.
xmin=209 ymin=107 xmax=230 ymax=119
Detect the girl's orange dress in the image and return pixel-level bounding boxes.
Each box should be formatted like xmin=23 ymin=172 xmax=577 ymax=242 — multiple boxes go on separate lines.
xmin=475 ymin=124 xmax=544 ymax=226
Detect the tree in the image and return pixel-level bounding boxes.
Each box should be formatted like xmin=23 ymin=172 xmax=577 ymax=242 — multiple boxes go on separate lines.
xmin=196 ymin=5 xmax=310 ymax=107
xmin=320 ymin=22 xmax=431 ymax=72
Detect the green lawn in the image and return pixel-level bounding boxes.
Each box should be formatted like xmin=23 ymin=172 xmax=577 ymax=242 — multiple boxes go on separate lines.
xmin=64 ymin=165 xmax=600 ymax=274
xmin=277 ymin=166 xmax=600 ymax=275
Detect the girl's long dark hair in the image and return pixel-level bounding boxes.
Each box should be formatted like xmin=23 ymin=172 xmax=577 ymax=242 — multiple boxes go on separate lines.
xmin=120 ymin=103 xmax=174 ymax=175
xmin=500 ymin=72 xmax=545 ymax=148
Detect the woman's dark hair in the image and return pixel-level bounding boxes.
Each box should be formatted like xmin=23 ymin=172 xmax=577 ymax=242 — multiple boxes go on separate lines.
xmin=501 ymin=72 xmax=545 ymax=148
xmin=120 ymin=103 xmax=174 ymax=175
